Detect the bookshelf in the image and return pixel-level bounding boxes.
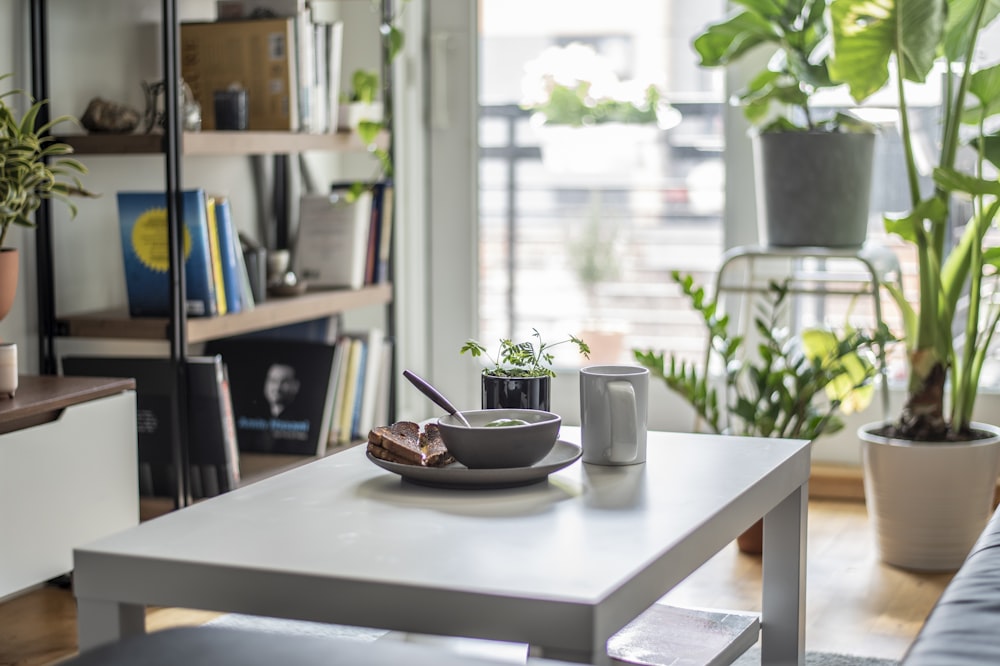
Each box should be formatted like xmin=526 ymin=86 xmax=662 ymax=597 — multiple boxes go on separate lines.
xmin=28 ymin=0 xmax=397 ymax=509
xmin=58 ymin=129 xmax=389 ymax=157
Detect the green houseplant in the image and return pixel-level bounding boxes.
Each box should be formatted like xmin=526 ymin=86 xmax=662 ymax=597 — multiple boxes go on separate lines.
xmin=825 ymin=0 xmax=1000 ymax=570
xmin=692 ymin=0 xmax=878 ymax=247
xmin=461 ymin=330 xmax=590 ymax=411
xmin=0 ymin=73 xmax=93 ymax=322
xmin=520 ymin=42 xmax=680 ymax=174
xmin=634 ymin=273 xmax=883 ymax=552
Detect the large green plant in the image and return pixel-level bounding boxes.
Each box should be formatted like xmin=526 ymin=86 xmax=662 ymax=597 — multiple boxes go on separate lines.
xmin=0 ymin=73 xmax=93 ymax=248
xmin=828 ymin=0 xmax=1000 ymax=440
xmin=692 ymin=0 xmax=869 ymax=132
xmin=634 ymin=273 xmax=883 ymax=439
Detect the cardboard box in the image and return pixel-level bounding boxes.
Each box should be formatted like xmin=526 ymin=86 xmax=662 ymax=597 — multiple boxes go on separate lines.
xmin=181 ymin=18 xmax=299 ymax=131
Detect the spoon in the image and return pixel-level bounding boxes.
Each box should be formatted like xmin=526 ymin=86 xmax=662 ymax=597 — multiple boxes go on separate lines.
xmin=402 ymin=369 xmax=472 ymax=428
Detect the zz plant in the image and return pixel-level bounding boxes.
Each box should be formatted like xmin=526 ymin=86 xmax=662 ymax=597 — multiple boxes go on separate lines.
xmin=634 ymin=272 xmax=885 ymax=440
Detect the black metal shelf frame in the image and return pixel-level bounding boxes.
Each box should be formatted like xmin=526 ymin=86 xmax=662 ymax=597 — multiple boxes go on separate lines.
xmin=29 ymin=0 xmax=396 ymax=509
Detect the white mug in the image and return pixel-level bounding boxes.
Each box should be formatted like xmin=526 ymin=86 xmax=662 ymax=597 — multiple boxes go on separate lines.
xmin=579 ymin=365 xmax=648 ymax=465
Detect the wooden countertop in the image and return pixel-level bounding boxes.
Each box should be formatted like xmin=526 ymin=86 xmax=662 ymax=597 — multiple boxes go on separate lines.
xmin=0 ymin=375 xmax=136 ymax=435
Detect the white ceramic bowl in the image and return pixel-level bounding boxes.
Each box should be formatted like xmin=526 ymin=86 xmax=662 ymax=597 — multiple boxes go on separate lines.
xmin=437 ymin=409 xmax=561 ymax=469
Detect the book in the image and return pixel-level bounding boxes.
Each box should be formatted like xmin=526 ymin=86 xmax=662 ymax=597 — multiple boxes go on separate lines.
xmin=116 ymin=189 xmax=219 ymax=318
xmin=355 ymin=327 xmax=385 ymax=437
xmin=213 ymin=196 xmax=245 ymax=314
xmin=293 ymin=188 xmax=372 ymax=289
xmin=205 ymin=338 xmax=338 ymax=455
xmin=204 ymin=195 xmax=229 ymax=316
xmin=334 ymin=336 xmax=364 ymax=445
xmin=181 ymin=17 xmax=299 ymax=131
xmin=375 ymin=183 xmax=394 ymax=283
xmin=61 ymin=355 xmax=241 ymax=499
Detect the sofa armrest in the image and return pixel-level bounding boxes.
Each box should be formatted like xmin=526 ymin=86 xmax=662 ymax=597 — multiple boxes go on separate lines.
xmin=902 ymin=504 xmax=1000 ymax=665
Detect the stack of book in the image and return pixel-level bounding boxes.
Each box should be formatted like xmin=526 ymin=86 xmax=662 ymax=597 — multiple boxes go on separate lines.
xmin=206 ymin=326 xmax=391 ymax=455
xmin=117 ymin=189 xmax=257 ymax=318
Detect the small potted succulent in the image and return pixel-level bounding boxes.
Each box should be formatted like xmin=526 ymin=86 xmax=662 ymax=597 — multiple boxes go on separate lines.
xmin=461 ymin=329 xmax=590 ymax=410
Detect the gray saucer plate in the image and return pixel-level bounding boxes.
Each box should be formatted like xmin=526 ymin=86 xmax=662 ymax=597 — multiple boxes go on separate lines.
xmin=367 ymin=440 xmax=582 ymax=489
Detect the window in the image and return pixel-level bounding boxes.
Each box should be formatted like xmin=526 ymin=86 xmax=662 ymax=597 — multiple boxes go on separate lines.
xmin=477 ymin=1 xmax=727 ymax=369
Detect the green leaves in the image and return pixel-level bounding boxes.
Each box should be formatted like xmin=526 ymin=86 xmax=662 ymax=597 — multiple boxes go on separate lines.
xmin=633 ymin=274 xmax=881 ymax=440
xmin=1 ymin=73 xmax=95 ymax=247
xmin=692 ymin=0 xmax=836 ymax=130
xmin=460 ymin=329 xmax=590 ymax=378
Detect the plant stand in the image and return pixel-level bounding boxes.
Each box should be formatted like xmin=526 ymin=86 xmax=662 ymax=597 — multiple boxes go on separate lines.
xmin=708 ymin=244 xmax=901 ymax=424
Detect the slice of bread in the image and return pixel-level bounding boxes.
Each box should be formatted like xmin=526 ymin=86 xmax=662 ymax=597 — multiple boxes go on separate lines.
xmin=367 ymin=421 xmax=455 ymax=467
xmin=419 ymin=423 xmax=455 ymax=467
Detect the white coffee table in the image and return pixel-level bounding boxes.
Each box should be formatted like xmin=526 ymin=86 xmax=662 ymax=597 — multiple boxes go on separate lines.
xmin=74 ymin=427 xmax=810 ymax=665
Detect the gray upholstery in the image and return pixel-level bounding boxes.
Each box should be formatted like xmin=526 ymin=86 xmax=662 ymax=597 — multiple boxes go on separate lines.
xmin=62 ymin=626 xmax=569 ymax=666
xmin=902 ymin=504 xmax=1000 ymax=665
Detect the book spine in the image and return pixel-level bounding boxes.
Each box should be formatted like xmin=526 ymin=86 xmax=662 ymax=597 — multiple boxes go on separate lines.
xmin=213 ymin=197 xmax=244 ymax=314
xmin=205 ymin=195 xmax=229 ymax=316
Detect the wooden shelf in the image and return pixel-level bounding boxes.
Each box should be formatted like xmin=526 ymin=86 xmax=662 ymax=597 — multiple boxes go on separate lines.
xmin=59 ymin=130 xmax=388 ymax=156
xmin=56 ymin=283 xmax=392 ymax=343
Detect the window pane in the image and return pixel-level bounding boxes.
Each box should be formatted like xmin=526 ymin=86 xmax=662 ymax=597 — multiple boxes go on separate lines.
xmin=478 ymin=1 xmax=727 ymax=368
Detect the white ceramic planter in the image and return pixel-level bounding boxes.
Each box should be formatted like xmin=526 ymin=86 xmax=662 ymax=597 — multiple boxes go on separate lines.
xmin=859 ymin=421 xmax=1000 ymax=571
xmin=535 ymin=123 xmax=662 ymax=175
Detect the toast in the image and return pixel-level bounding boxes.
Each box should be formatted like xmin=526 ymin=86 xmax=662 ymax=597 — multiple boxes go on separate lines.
xmin=368 ymin=421 xmax=455 ymax=467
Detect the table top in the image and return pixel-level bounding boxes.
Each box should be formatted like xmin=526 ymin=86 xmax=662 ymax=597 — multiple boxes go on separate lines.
xmin=74 ymin=427 xmax=810 ymax=654
xmin=0 ymin=375 xmax=136 ymax=435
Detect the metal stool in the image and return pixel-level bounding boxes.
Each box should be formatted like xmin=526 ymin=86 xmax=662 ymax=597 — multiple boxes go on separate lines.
xmin=707 ymin=243 xmax=901 ymax=420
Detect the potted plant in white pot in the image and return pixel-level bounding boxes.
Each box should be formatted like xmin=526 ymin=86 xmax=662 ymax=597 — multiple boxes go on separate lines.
xmin=634 ymin=272 xmax=885 ymax=552
xmin=0 ymin=73 xmax=94 ymax=388
xmin=520 ymin=42 xmax=681 ymax=175
xmin=693 ymin=0 xmax=879 ymax=248
xmin=826 ymin=0 xmax=1000 ymax=571
xmin=461 ymin=329 xmax=591 ymax=411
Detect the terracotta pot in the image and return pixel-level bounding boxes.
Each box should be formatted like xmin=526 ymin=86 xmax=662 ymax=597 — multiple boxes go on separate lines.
xmin=736 ymin=519 xmax=764 ymax=555
xmin=0 ymin=248 xmax=19 ymax=323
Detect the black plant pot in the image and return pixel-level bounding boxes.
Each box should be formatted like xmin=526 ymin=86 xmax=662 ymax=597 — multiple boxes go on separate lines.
xmin=481 ymin=375 xmax=551 ymax=411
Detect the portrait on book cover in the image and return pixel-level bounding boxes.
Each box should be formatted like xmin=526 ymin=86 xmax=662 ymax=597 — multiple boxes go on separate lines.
xmin=205 ymin=338 xmax=336 ymax=455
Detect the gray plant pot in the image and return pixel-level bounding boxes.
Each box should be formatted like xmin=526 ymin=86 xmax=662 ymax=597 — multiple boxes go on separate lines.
xmin=753 ymin=131 xmax=876 ymax=248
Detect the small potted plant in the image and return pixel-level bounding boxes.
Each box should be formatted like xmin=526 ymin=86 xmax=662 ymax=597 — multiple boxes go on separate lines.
xmin=634 ymin=272 xmax=885 ymax=552
xmin=519 ymin=42 xmax=681 ymax=175
xmin=339 ymin=68 xmax=383 ymax=132
xmin=570 ymin=209 xmax=624 ymax=363
xmin=1 ymin=75 xmax=94 ymax=318
xmin=461 ymin=329 xmax=590 ymax=411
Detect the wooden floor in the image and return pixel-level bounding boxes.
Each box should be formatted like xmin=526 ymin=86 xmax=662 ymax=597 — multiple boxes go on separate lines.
xmin=0 ymin=498 xmax=953 ymax=666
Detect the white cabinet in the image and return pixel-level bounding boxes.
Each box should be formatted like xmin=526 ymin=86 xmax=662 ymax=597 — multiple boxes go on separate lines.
xmin=0 ymin=376 xmax=137 ymax=599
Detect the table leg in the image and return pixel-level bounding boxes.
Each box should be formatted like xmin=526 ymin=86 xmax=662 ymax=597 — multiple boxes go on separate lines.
xmin=761 ymin=481 xmax=807 ymax=666
xmin=76 ymin=598 xmax=146 ymax=652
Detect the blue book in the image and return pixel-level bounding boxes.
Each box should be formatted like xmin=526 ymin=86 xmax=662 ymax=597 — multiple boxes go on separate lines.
xmin=116 ymin=189 xmax=219 ymax=318
xmin=213 ymin=196 xmax=244 ymax=314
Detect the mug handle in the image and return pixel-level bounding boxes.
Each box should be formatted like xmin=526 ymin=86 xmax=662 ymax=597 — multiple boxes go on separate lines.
xmin=607 ymin=380 xmax=638 ymax=463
